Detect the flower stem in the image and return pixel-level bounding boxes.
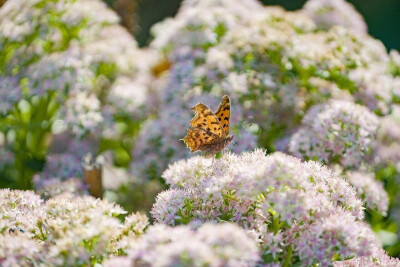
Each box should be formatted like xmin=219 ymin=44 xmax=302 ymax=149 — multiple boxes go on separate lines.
xmin=282 ymin=244 xmax=293 ymax=267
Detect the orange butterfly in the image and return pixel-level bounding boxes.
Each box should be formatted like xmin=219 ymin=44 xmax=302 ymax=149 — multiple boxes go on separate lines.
xmin=182 ymin=95 xmax=234 ymax=158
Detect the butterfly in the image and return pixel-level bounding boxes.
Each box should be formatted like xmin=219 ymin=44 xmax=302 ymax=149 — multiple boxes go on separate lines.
xmin=182 ymin=95 xmax=234 ymax=158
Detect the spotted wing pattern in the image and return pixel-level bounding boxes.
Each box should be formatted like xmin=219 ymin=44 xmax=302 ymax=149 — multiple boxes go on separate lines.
xmin=189 ymin=103 xmax=225 ymax=138
xmin=182 ymin=95 xmax=233 ymax=157
xmin=214 ymin=95 xmax=230 ymax=136
xmin=182 ymin=128 xmax=222 ymax=152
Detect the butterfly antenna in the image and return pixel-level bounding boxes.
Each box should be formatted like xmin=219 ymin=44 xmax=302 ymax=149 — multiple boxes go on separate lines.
xmin=231 ymin=141 xmax=237 ymax=147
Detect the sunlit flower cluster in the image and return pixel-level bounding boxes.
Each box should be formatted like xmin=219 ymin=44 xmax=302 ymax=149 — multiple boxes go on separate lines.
xmin=0 ymin=189 xmax=148 ymax=266
xmin=151 ymin=150 xmax=383 ymax=265
xmin=0 ymin=189 xmax=43 ymax=235
xmin=0 ymin=234 xmax=43 ymax=267
xmin=0 ymin=0 xmax=149 ymax=137
xmin=289 ymin=100 xmax=379 ymax=168
xmin=345 ymin=171 xmax=389 ymax=215
xmin=302 ymin=0 xmax=367 ymax=33
xmin=374 ymin=106 xmax=400 ymax=172
xmin=104 ymin=223 xmax=260 ymax=267
xmin=333 ymin=248 xmax=400 ymax=267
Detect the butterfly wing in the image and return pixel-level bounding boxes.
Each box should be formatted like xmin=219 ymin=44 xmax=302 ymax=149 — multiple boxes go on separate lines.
xmin=183 ymin=127 xmax=222 ymax=152
xmin=214 ymin=95 xmax=231 ymax=135
xmin=190 ymin=103 xmax=225 ymax=138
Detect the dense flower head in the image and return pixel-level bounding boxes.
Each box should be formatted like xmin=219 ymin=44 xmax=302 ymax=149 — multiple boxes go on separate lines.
xmin=289 ymin=100 xmax=379 ymax=168
xmin=333 ymin=248 xmax=400 ymax=267
xmin=0 ymin=189 xmax=150 ymax=266
xmin=150 ymin=0 xmax=261 ymax=55
xmin=112 ymin=212 xmax=150 ymax=253
xmin=302 ymin=0 xmax=367 ymax=33
xmin=296 ymin=212 xmax=379 ymax=266
xmin=0 ymin=189 xmax=43 ymax=235
xmin=0 ymin=0 xmax=150 ymax=139
xmin=152 ymin=150 xmax=379 ymax=265
xmin=345 ymin=171 xmax=389 ymax=215
xmin=374 ymin=106 xmax=400 ymax=172
xmin=104 ymin=223 xmax=260 ymax=267
xmin=37 ymin=193 xmax=126 ymax=265
xmin=0 ymin=233 xmax=43 ymax=267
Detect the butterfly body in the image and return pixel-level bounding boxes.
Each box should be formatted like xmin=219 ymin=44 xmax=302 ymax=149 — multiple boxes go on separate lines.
xmin=182 ymin=95 xmax=233 ymax=158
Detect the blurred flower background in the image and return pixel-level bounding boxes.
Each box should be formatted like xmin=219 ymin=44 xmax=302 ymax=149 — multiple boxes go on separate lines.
xmin=1 ymin=0 xmax=400 ymax=266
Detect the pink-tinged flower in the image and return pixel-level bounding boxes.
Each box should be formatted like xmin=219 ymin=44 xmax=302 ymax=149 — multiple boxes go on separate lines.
xmin=0 ymin=188 xmax=150 ymax=265
xmin=0 ymin=234 xmax=43 ymax=267
xmin=346 ymin=171 xmax=389 ymax=215
xmin=296 ymin=212 xmax=380 ymax=267
xmin=153 ymin=150 xmax=374 ymax=264
xmin=0 ymin=189 xmax=43 ymax=236
xmin=0 ymin=0 xmax=149 ymax=142
xmin=333 ymin=248 xmax=400 ymax=267
xmin=289 ymin=100 xmax=379 ymax=168
xmin=111 ymin=212 xmax=150 ymax=254
xmin=374 ymin=106 xmax=400 ymax=172
xmin=151 ymin=189 xmax=191 ymax=226
xmin=302 ymin=0 xmax=367 ymax=33
xmin=104 ymin=223 xmax=260 ymax=267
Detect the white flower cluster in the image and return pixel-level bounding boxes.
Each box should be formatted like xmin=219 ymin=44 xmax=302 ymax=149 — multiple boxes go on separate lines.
xmin=346 ymin=171 xmax=389 ymax=215
xmin=104 ymin=223 xmax=260 ymax=267
xmin=0 ymin=189 xmax=149 ymax=266
xmin=302 ymin=0 xmax=367 ymax=33
xmin=152 ymin=150 xmax=384 ymax=266
xmin=0 ymin=0 xmax=150 ymax=137
xmin=289 ymin=100 xmax=379 ymax=168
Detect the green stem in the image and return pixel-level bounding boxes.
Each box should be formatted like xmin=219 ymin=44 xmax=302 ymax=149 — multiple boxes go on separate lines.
xmin=273 ymin=215 xmax=280 ymax=234
xmin=282 ymin=245 xmax=293 ymax=267
xmin=13 ymin=92 xmax=58 ymax=189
